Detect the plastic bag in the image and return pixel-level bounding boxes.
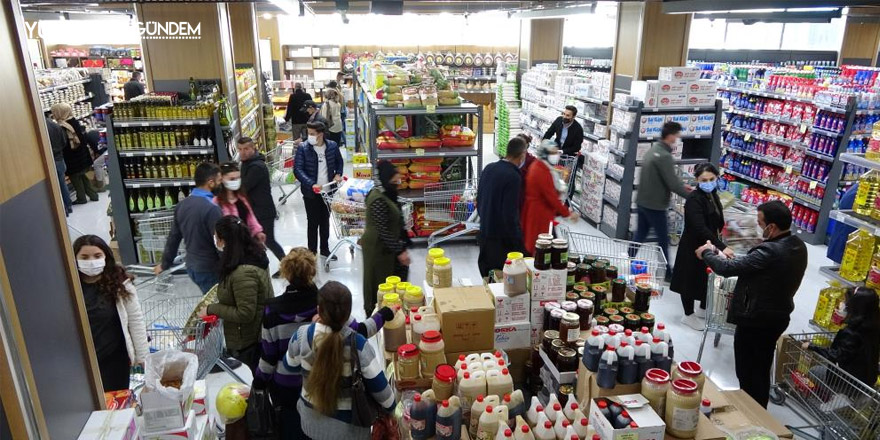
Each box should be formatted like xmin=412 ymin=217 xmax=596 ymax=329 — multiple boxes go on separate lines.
xmin=216 ymin=382 xmax=251 ymax=425
xmin=246 ymin=389 xmax=277 ymax=439
xmin=144 ymin=350 xmax=197 ymax=402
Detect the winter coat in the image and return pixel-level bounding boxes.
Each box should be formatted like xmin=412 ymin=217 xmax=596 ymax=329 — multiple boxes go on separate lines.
xmin=477 ymin=160 xmax=523 ymax=241
xmin=293 ymin=139 xmax=344 ymax=198
xmin=809 ymin=323 xmax=880 ymax=387
xmin=46 ymin=117 xmax=68 ymax=161
xmin=119 ymin=280 xmax=149 ymax=364
xmin=213 ymin=196 xmax=264 ymax=237
xmin=670 ymin=189 xmax=726 ymax=302
xmin=206 ymin=255 xmax=273 ymax=350
xmin=522 ymin=160 xmax=570 ymax=255
xmin=543 ymin=116 xmax=584 ymax=155
xmin=285 ymin=89 xmax=313 ymax=124
xmin=636 ymin=142 xmax=689 ymax=211
xmin=240 ymin=153 xmax=276 ymax=221
xmin=319 ymin=99 xmax=344 ymax=133
xmin=701 ymin=232 xmax=808 ymax=327
xmin=361 ymin=187 xmax=408 ymax=314
xmin=62 ymin=117 xmax=94 ymax=175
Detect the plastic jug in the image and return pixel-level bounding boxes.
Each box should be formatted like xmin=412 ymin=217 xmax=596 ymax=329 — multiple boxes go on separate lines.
xmin=562 ymin=397 xmax=579 ymax=422
xmin=494 ymin=405 xmax=510 ymax=429
xmin=514 ymin=415 xmax=529 ymax=431
xmin=436 ymin=397 xmax=463 ymax=440
xmin=457 ymin=363 xmax=472 ymax=382
xmin=596 ymin=347 xmax=619 ymax=389
xmin=621 ymin=329 xmax=636 ymax=347
xmin=487 ymin=368 xmax=514 ymax=397
xmin=411 ymin=393 xmax=437 ymax=439
xmin=637 ymin=326 xmax=653 ymax=344
xmin=526 ymin=396 xmax=543 ymax=427
xmin=650 ymin=337 xmax=672 ymax=372
xmin=503 ymin=255 xmax=529 ymax=296
xmin=411 ymin=313 xmax=440 ymax=344
xmin=494 ymin=350 xmax=510 ymax=365
xmin=634 ymin=340 xmax=654 ymax=378
xmin=383 ymin=306 xmax=407 ymax=352
xmin=405 ymin=285 xmax=426 ymax=309
xmin=608 ymin=401 xmax=623 ymax=419
xmin=515 ymin=424 xmax=536 ymax=440
xmin=506 ymin=390 xmax=526 ymax=427
xmin=553 ymin=416 xmax=570 ymax=440
xmin=466 ymin=353 xmax=483 ymax=365
xmin=584 ymin=329 xmax=604 ymax=372
xmin=563 ymin=425 xmax=579 ymax=440
xmin=616 ymin=342 xmax=639 ymax=385
xmin=469 ymin=395 xmax=500 ymax=438
xmin=545 ymin=395 xmax=562 ymax=422
xmin=477 ymin=406 xmax=501 ymax=440
xmin=418 ymin=305 xmax=436 ymax=316
xmin=534 ymin=419 xmax=556 ymax=440
xmin=454 ymin=354 xmax=469 ymax=372
xmin=484 ymin=360 xmax=501 ymax=371
xmin=604 ymin=330 xmax=621 ymax=350
xmin=572 ymin=410 xmax=589 ymax=440
xmin=653 ymin=323 xmax=674 ymax=359
xmin=460 ymin=371 xmax=488 ymax=425
xmin=495 ymin=426 xmax=513 ymax=440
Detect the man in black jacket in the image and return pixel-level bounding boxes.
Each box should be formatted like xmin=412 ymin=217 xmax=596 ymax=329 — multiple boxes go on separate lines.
xmin=123 ymin=71 xmax=146 ymax=101
xmin=476 ymin=137 xmax=528 ymax=277
xmin=696 ymin=200 xmax=808 ymax=408
xmin=238 ymin=137 xmax=286 ymax=275
xmin=543 ymin=105 xmax=584 ymax=156
xmin=46 ymin=117 xmax=72 ymax=215
xmin=284 ymin=82 xmax=312 ymax=140
xmin=293 ymin=122 xmax=344 ymax=260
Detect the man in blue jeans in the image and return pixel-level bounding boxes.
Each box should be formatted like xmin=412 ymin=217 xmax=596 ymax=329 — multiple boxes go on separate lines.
xmin=155 ymin=162 xmax=223 ymax=293
xmin=630 ymin=122 xmax=691 ymax=280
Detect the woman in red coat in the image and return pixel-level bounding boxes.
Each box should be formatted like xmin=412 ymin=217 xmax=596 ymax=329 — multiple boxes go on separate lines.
xmin=522 ymin=141 xmax=579 ymax=254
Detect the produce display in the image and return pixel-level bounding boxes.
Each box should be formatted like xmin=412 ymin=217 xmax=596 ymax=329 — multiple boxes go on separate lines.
xmin=366 ymin=62 xmax=463 ymax=108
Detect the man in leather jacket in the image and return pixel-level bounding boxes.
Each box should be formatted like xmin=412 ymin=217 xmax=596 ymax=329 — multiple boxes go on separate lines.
xmin=696 ymin=200 xmax=808 ymax=408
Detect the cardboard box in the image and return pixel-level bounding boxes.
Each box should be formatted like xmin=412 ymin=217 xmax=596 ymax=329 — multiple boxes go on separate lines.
xmin=589 ymin=395 xmax=665 ymax=440
xmin=531 ymin=269 xmax=566 ymax=300
xmin=538 ymin=347 xmax=577 ymax=385
xmin=576 ymin=362 xmax=641 ymax=405
xmin=688 ymin=79 xmax=717 ymax=94
xmin=631 ymin=81 xmax=658 ymax=107
xmin=657 ymin=80 xmax=689 ymax=95
xmin=494 ymin=320 xmax=532 ymax=351
xmin=687 ymin=94 xmax=717 ymax=107
xmin=432 ymin=286 xmax=496 ymax=354
xmin=706 ymin=388 xmax=793 ymax=439
xmin=141 ymin=388 xmax=194 ymax=433
xmin=192 ymin=380 xmax=206 ymax=416
xmin=505 ymin=347 xmax=531 ymax=385
xmin=488 ymin=283 xmax=530 ymax=324
xmin=529 ymin=299 xmax=560 ymax=344
xmin=658 ymin=95 xmax=688 ymax=108
xmin=658 ymin=66 xmax=701 ymax=81
xmin=640 ymin=114 xmax=666 ymax=129
xmin=78 ymin=409 xmax=138 ymax=440
xmin=689 ymin=113 xmax=716 ymax=125
xmin=142 ymin=410 xmax=197 ymax=439
xmin=665 ymin=114 xmax=691 ymax=127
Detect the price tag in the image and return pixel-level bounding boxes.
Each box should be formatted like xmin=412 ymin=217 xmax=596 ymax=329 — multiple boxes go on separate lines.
xmin=140 ymin=122 xmax=149 ymax=127
xmin=162 ymin=122 xmax=171 ymax=126
xmin=144 ymin=152 xmax=153 ymax=157
xmin=744 ymin=133 xmax=752 ymax=142
xmin=785 ymin=165 xmax=793 ymax=174
xmin=426 ymin=105 xmax=436 ymax=114
xmin=726 ymin=124 xmax=732 ymax=132
xmin=164 ymin=152 xmax=173 ymax=156
xmin=800 ymin=124 xmax=808 ymax=134
xmin=152 ymin=183 xmax=160 ymax=188
xmin=809 ymin=180 xmax=818 ymax=190
xmin=415 ymin=148 xmax=425 ymax=156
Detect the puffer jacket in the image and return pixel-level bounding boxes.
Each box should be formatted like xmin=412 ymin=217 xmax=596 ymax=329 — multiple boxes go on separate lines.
xmin=240 ymin=153 xmax=276 ymax=221
xmin=809 ymin=324 xmax=880 ymax=386
xmin=701 ymin=231 xmax=808 ymax=327
xmin=293 ymin=139 xmax=344 ymax=198
xmin=206 ymin=255 xmax=273 ymax=350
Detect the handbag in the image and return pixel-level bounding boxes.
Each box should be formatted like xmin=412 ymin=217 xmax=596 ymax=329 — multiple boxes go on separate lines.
xmin=246 ymin=389 xmax=278 ymax=439
xmin=349 ymin=332 xmax=379 ymax=427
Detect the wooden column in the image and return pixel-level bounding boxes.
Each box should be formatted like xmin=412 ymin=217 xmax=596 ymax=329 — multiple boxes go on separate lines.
xmin=229 ymin=3 xmax=257 ymax=66
xmin=257 ymin=16 xmax=282 ymax=80
xmin=529 ymin=18 xmax=564 ymax=66
xmin=839 ymin=12 xmax=880 ymax=66
xmin=2 ymin=1 xmax=105 ymax=438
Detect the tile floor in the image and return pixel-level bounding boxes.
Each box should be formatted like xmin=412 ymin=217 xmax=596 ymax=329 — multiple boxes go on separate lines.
xmin=65 ymin=136 xmax=830 ymax=433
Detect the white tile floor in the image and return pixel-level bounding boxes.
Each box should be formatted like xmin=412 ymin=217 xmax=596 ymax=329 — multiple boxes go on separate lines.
xmin=65 ymin=135 xmax=828 ymax=432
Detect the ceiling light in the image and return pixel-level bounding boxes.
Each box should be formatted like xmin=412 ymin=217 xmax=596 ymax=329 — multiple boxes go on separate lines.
xmin=262 ymin=12 xmax=273 ymax=20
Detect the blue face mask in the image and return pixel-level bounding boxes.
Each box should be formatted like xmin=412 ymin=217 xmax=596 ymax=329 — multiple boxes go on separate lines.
xmin=698 ymin=180 xmax=717 ymax=193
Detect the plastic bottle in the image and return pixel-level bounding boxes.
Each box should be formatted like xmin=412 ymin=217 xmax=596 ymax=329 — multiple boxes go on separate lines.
xmin=383 ymin=306 xmax=407 ymax=352
xmin=470 ymin=395 xmax=500 ymax=438
xmin=584 ymin=329 xmax=604 ymax=372
xmin=461 ymin=372 xmax=488 ymax=428
xmin=562 ymin=397 xmax=579 ymax=422
xmin=596 ymin=400 xmax=612 ymax=421
xmin=526 ymin=396 xmax=544 ymax=427
xmin=436 ymin=397 xmax=463 ymax=440
xmin=840 ymin=229 xmax=876 ymax=281
xmin=553 ymin=416 xmax=570 ymax=440
xmin=454 ymin=354 xmax=469 ymax=372
xmin=563 ymin=426 xmax=579 ymax=440
xmin=596 ymin=346 xmax=619 ymax=389
xmin=420 ymin=330 xmax=447 ymax=377
xmin=650 ymin=337 xmax=672 ymax=372
xmin=621 ymin=329 xmax=636 ymax=347
xmin=855 ymin=170 xmax=880 ymax=216
xmin=495 ymin=426 xmax=513 ymax=440
xmin=534 ymin=420 xmax=556 ymax=440
xmin=634 ymin=339 xmax=654 ymax=378
xmin=613 ymin=410 xmax=632 ymax=429
xmin=487 ymin=369 xmax=514 ymax=397
xmin=495 ymin=406 xmax=510 ymax=428
xmin=545 ymin=395 xmax=562 ymax=422
xmin=515 ymin=424 xmax=536 ymax=440
xmin=411 ymin=393 xmax=437 ymax=439
xmin=503 ymin=254 xmax=529 ymax=295
xmin=608 ymin=401 xmax=623 ymax=420
xmin=506 ymin=391 xmax=526 ymax=427
xmin=700 ymin=399 xmax=712 ymax=417
xmin=412 ymin=313 xmax=441 ymax=344
xmin=653 ymin=323 xmax=674 ymax=359
xmin=572 ymin=412 xmax=589 ymax=439
xmin=616 ymin=341 xmax=639 ymax=385
xmin=477 ymin=406 xmax=501 ymax=440
xmin=604 ymin=330 xmax=621 ymax=350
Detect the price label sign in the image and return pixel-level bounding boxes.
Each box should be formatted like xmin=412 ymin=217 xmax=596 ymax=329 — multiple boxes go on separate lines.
xmin=162 ymin=122 xmax=172 ymax=126
xmin=744 ymin=133 xmax=752 ymax=142
xmin=415 ymin=148 xmax=425 ymax=156
xmin=785 ymin=165 xmax=793 ymax=174
xmin=809 ymin=180 xmax=818 ymax=190
xmin=426 ymin=105 xmax=436 ymax=114
xmin=800 ymin=124 xmax=808 ymax=134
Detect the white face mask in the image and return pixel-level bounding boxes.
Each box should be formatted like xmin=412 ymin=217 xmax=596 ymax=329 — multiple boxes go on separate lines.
xmin=78 ymin=258 xmax=105 ymax=276
xmin=548 ymin=153 xmax=561 ymax=165
xmin=308 ymin=135 xmax=319 ymax=145
xmin=224 ymin=179 xmax=241 ymax=191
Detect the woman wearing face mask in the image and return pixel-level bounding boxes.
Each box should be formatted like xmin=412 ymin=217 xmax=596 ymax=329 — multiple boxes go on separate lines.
xmin=214 ymin=162 xmax=266 ymax=244
xmin=360 ymin=160 xmax=412 ymax=317
xmin=197 ymin=215 xmax=273 ymax=371
xmin=73 ymin=235 xmax=148 ymax=391
xmin=521 ymin=140 xmax=579 ymax=255
xmin=670 ymin=163 xmax=734 ymax=331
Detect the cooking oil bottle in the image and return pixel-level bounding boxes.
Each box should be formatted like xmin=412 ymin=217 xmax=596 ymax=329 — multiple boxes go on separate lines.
xmin=867 ymin=251 xmax=880 ymax=289
xmin=865 ymin=121 xmax=880 ymax=161
xmin=855 ymin=170 xmax=880 ymax=216
xmin=840 ymin=229 xmax=876 ymax=282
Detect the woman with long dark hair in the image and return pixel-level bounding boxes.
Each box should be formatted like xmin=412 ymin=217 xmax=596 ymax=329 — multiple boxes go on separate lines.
xmin=197 ymin=215 xmax=272 ymax=370
xmin=214 ymin=162 xmax=266 ymax=243
xmin=73 ymin=235 xmax=148 ymax=391
xmin=283 ymin=281 xmax=395 ymax=439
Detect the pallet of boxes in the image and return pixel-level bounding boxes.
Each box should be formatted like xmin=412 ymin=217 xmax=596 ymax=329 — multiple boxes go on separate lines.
xmin=137 ymin=351 xmax=211 ymax=439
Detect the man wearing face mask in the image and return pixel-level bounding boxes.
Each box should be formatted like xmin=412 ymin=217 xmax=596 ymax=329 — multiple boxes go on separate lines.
xmin=154 ymin=162 xmax=224 ymax=294
xmin=696 ymin=200 xmax=808 ymax=408
xmin=477 ymin=137 xmax=529 ymax=277
xmin=238 ymin=137 xmax=286 ymax=277
xmin=522 ymin=141 xmax=580 ymax=254
xmin=543 ymin=105 xmax=584 ymax=156
xmin=294 ymin=121 xmax=344 ymax=259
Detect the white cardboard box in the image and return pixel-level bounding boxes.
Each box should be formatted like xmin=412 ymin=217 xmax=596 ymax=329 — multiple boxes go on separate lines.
xmin=529 ymin=299 xmax=559 ymax=344
xmin=687 ymin=94 xmax=717 ymax=107
xmin=78 ymin=409 xmax=138 ymax=440
xmin=140 ymin=388 xmax=193 ymax=433
xmin=630 ymin=81 xmax=658 ymax=107
xmin=639 ymin=114 xmax=666 ymax=129
xmin=658 ymin=94 xmax=688 ymax=108
xmin=530 ymin=268 xmax=567 ymax=300
xmin=494 ymin=320 xmax=532 ymax=350
xmin=657 ymin=80 xmax=689 ymax=95
xmin=488 ymin=283 xmax=531 ymax=324
xmin=690 ymin=113 xmax=716 ymax=124
xmin=688 ymin=79 xmax=717 ymax=94
xmin=666 ymin=114 xmax=692 ymax=127
xmin=640 ymin=125 xmax=662 ymax=138
xmin=658 ymin=66 xmax=701 ymax=81
xmin=142 ymin=410 xmax=198 ymax=440
xmin=589 ymin=395 xmax=666 ymax=440
xmin=192 ymin=380 xmax=207 ymax=416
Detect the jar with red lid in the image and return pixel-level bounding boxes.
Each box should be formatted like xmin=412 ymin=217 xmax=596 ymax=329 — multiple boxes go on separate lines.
xmin=665 ymin=379 xmax=700 ymax=437
xmin=432 ymin=364 xmax=455 ymax=400
xmin=671 ymin=361 xmax=705 ymax=392
xmin=396 ymin=344 xmax=420 ymax=380
xmin=641 ymin=368 xmax=670 ymax=416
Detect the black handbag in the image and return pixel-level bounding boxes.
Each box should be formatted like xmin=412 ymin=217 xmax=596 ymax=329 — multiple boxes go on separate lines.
xmin=349 ymin=332 xmax=379 ymax=427
xmin=246 ymin=388 xmax=278 ymax=439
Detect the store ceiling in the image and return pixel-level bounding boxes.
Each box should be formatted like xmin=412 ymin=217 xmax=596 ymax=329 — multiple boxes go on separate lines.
xmin=256 ymin=1 xmax=592 ymax=15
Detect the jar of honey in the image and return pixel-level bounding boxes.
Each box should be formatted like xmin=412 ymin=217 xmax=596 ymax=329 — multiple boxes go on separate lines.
xmin=560 ymin=312 xmax=581 ymax=345
xmin=576 ymin=299 xmax=594 ymax=330
xmin=534 ymin=239 xmax=553 ymax=270
xmin=551 ymin=239 xmax=569 ymax=270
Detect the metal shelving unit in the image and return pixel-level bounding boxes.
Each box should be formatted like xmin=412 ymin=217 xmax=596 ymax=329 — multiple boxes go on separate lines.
xmin=105 ymin=110 xmax=229 ymax=265
xmin=601 ymin=100 xmax=724 ymax=239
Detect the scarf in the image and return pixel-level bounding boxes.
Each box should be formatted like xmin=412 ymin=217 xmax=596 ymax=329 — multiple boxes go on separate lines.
xmin=376 ymin=160 xmax=400 ymax=204
xmin=50 ymin=103 xmax=79 ymax=149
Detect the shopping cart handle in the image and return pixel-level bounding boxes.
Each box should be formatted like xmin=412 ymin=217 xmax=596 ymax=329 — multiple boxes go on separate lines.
xmin=706 ymin=267 xmax=713 ymax=274
xmin=314 ymin=177 xmax=347 ymax=194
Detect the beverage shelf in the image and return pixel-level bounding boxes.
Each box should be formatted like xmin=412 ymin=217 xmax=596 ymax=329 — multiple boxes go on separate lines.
xmin=118 ymin=148 xmax=213 ymax=157
xmin=839 ymin=153 xmax=880 ymax=171
xmin=114 ymin=118 xmax=212 ymax=128
xmin=124 ymin=179 xmax=196 ymax=189
xmin=830 ymin=210 xmax=880 ymax=235
xmin=818 ymin=265 xmax=863 ymax=288
xmin=723 ymin=143 xmax=802 ymax=171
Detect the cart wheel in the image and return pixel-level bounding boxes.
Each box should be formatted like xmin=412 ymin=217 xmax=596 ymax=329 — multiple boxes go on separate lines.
xmin=349 ymin=246 xmax=355 ymax=257
xmin=713 ymin=333 xmax=721 ymax=348
xmin=769 ymin=386 xmax=785 ymax=405
xmin=324 ymin=263 xmax=330 ymax=273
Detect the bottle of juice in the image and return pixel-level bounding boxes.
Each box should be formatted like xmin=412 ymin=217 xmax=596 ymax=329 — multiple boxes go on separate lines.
xmin=854 ymin=170 xmax=880 ymax=216
xmin=840 ymin=229 xmax=876 ymax=281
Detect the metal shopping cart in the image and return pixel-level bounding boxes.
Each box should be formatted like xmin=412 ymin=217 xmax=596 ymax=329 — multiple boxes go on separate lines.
xmin=133 ymin=208 xmax=182 ymax=265
xmin=770 ymin=332 xmax=880 ymax=440
xmin=267 ymin=139 xmax=300 ymax=207
xmin=423 ymin=178 xmax=479 ymax=248
xmin=558 ymin=154 xmax=579 ymax=204
xmin=567 ymin=232 xmax=668 ymax=292
xmin=697 ymin=270 xmax=738 ymax=363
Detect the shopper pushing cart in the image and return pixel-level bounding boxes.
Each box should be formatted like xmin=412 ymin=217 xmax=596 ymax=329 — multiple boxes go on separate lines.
xmin=522 ymin=140 xmax=579 ymax=255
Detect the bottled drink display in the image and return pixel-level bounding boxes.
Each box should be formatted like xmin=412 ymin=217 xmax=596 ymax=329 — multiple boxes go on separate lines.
xmin=122 ymin=155 xmax=212 ymax=180
xmin=839 ymin=229 xmax=876 ymax=281
xmin=113 ymin=98 xmax=213 ymax=120
xmin=115 ymin=127 xmax=213 ymax=150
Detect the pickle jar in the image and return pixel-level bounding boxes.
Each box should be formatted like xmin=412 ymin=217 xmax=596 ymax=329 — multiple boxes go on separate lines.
xmin=591 ymin=285 xmax=608 ymax=303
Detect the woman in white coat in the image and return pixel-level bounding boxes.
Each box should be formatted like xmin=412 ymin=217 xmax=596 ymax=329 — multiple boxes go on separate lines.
xmin=73 ymin=235 xmax=149 ymax=391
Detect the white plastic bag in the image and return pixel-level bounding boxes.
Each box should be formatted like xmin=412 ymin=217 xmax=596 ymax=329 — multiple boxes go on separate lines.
xmin=144 ymin=350 xmax=198 ymax=402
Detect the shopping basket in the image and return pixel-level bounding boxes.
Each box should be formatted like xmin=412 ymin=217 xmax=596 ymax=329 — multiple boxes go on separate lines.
xmin=770 ymin=332 xmax=880 ymax=440
xmin=422 ymin=178 xmax=479 ymax=248
xmin=696 ymin=270 xmax=738 ymax=363
xmin=267 ymin=139 xmax=300 ymax=206
xmin=133 ymin=207 xmax=182 ymax=265
xmin=568 ymin=232 xmax=668 ymax=292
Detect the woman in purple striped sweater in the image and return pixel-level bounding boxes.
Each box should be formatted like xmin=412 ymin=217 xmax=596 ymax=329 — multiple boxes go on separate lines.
xmin=254 ymin=248 xmax=393 ymax=439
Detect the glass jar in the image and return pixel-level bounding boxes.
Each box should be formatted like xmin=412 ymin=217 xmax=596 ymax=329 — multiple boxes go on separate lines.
xmin=579 ymin=290 xmax=595 ymax=304
xmin=537 ymin=233 xmax=554 ymax=242
xmin=634 ymin=283 xmax=652 ymax=312
xmin=566 ymin=262 xmax=577 ymax=289
xmin=432 ymin=364 xmax=455 ymax=401
xmin=531 ymin=344 xmax=544 ymax=370
xmin=557 ymin=348 xmax=578 ymax=372
xmin=565 ymin=292 xmax=580 ymax=303
xmin=671 ymin=361 xmax=706 ymax=392
xmin=591 ymin=285 xmax=608 ymax=303
xmin=396 ymin=344 xmax=420 ymax=380
xmin=561 ymin=301 xmax=577 ymax=314
xmin=583 ymin=255 xmax=597 ymax=265
xmin=550 ymin=339 xmax=565 ymax=364
xmin=549 ymin=308 xmax=565 ymax=333
xmin=640 ymin=313 xmax=656 ymax=332
xmin=425 ymin=248 xmax=445 ymax=289
xmin=606 ymin=266 xmax=618 ymax=280
xmin=551 ymin=239 xmax=569 ymax=270
xmin=609 ymin=315 xmax=625 ymax=327
xmin=560 ymin=312 xmax=581 ymax=345
xmin=603 ymin=307 xmax=619 ymax=317
xmin=642 ymin=368 xmax=670 ymax=417
xmin=625 ymin=314 xmax=642 ymax=331
xmin=573 ymin=284 xmax=588 ymax=297
xmin=590 ymin=261 xmax=607 ymax=283
xmin=665 ymin=379 xmax=701 ymax=438
xmin=543 ymin=302 xmax=561 ymax=331
xmin=611 ymin=279 xmax=627 ymax=303
xmin=568 ymin=255 xmax=582 ymax=265
xmin=595 ymin=315 xmax=610 ymax=327
xmin=432 ymin=257 xmax=452 ymax=288
xmin=542 ymin=330 xmax=559 ymax=352
xmin=534 ymin=239 xmax=552 ymax=270
xmin=576 ymin=263 xmax=591 ymax=284
xmin=576 ymin=299 xmax=594 ymax=330
xmin=619 ymin=307 xmax=635 ymax=316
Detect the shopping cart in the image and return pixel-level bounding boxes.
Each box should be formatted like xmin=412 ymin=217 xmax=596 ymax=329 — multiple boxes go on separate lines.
xmin=423 ymin=178 xmax=479 ymax=247
xmin=267 ymin=139 xmax=300 ymax=207
xmin=770 ymin=332 xmax=880 ymax=440
xmin=557 ymin=154 xmax=579 ymax=203
xmin=319 ymin=178 xmax=415 ymax=273
xmin=567 ymin=232 xmax=668 ymax=292
xmin=697 ymin=270 xmax=738 ymax=363
xmin=133 ymin=207 xmax=182 ymax=265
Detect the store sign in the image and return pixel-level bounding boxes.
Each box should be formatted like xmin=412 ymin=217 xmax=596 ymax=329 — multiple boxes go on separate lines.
xmin=138 ymin=21 xmax=201 ymax=40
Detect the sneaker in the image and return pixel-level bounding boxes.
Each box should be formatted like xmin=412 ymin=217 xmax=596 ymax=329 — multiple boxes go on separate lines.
xmin=695 ymin=307 xmax=707 ymax=319
xmin=681 ymin=314 xmax=705 ymax=331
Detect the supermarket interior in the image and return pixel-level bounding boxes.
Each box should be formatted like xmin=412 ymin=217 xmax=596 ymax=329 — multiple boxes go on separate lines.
xmin=4 ymin=0 xmax=880 ymax=439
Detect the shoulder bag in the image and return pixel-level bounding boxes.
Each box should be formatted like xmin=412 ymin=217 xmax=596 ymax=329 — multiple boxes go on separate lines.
xmin=349 ymin=332 xmax=379 ymax=427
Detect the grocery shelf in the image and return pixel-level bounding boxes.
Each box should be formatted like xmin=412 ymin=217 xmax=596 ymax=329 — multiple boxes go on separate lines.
xmin=798 ymin=174 xmax=827 ymax=189
xmin=608 ymin=148 xmax=626 ymax=158
xmin=810 ymin=126 xmax=844 ymax=138
xmin=641 ymin=133 xmax=712 ymax=141
xmin=854 ymin=108 xmax=880 ymax=115
xmin=575 ymin=95 xmax=608 ymax=105
xmin=723 ymin=169 xmax=821 ymax=210
xmin=803 ymin=148 xmax=836 ymax=162
xmin=839 ymin=153 xmax=880 ymax=171
xmin=637 ymin=157 xmax=710 ymax=166
xmin=370 ymin=102 xmax=481 ymax=116
xmin=605 ymin=170 xmax=622 ymax=182
xmin=114 ymin=118 xmax=212 ymax=128
xmin=724 ymin=107 xmax=806 ymax=126
xmin=38 ymin=78 xmax=90 ymax=93
xmin=123 ymin=179 xmax=196 ymax=189
xmin=237 ymin=83 xmax=258 ymax=99
xmin=818 ymin=265 xmax=863 ymax=288
xmin=375 ymin=145 xmax=479 ymax=160
xmin=723 ymin=125 xmax=808 ymax=150
xmin=603 ymin=195 xmax=619 ymax=208
xmin=581 ymin=115 xmax=606 ymax=125
xmin=717 ymin=85 xmax=814 ymax=105
xmin=584 ymin=133 xmax=605 ymax=142
xmin=723 ymin=143 xmax=802 ymax=171
xmin=118 ymin=148 xmax=214 ymax=157
xmin=42 ymin=93 xmax=94 ymax=113
xmin=829 ymin=210 xmax=880 ymax=235
xmin=612 ymin=102 xmax=717 ymax=113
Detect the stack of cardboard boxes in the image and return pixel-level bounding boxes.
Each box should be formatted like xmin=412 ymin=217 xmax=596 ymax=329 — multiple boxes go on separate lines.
xmin=630 ymin=66 xmax=717 ymax=110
